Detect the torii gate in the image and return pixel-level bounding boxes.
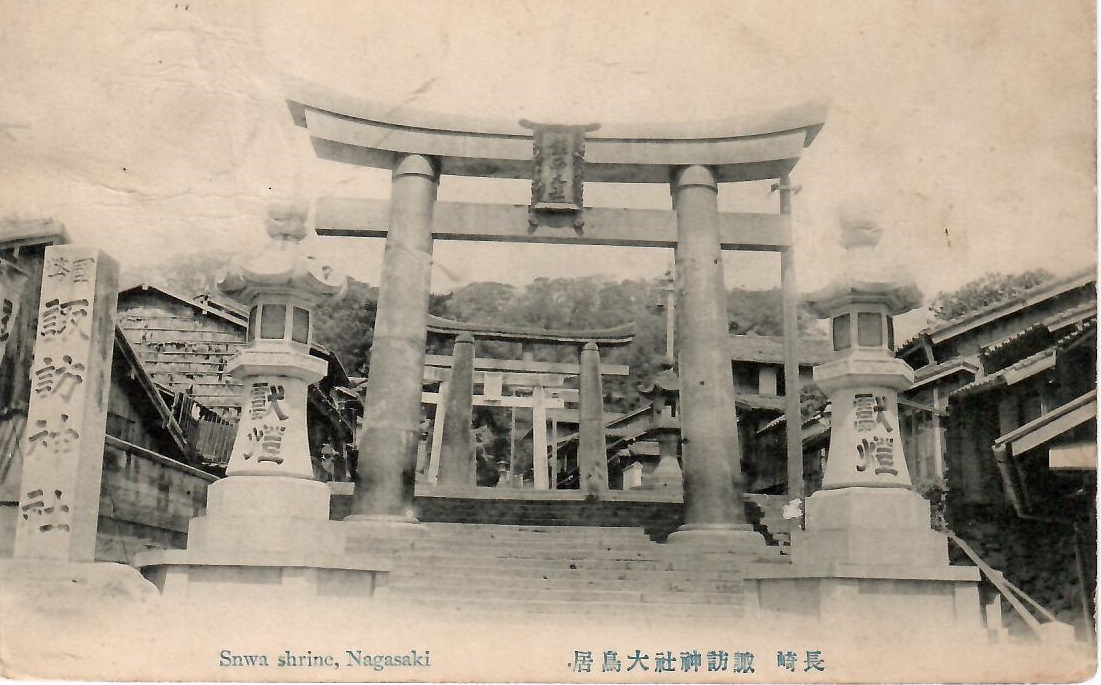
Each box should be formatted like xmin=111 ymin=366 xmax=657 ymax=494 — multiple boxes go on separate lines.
xmin=288 ymin=90 xmax=826 ymax=546
xmin=422 ymin=316 xmax=634 ymax=493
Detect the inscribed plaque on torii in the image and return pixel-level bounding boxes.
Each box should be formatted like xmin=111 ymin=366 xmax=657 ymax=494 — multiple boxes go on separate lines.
xmin=520 ymin=120 xmax=600 ymax=231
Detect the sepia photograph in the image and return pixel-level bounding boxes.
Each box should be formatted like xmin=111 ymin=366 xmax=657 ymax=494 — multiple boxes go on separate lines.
xmin=0 ymin=1 xmax=1097 ymax=681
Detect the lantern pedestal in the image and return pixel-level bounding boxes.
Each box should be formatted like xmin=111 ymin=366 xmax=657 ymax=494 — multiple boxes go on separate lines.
xmin=137 ymin=477 xmax=391 ymax=602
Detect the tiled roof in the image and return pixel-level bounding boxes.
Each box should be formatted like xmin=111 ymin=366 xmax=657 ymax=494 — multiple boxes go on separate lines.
xmin=950 ymin=347 xmax=1057 ymax=398
xmin=951 ymin=316 xmax=1096 ymax=399
xmin=728 ymin=334 xmax=832 ymax=366
xmin=979 ymin=323 xmax=1050 ymax=360
xmin=735 ymin=393 xmax=786 ymax=412
xmin=119 ymin=283 xmax=247 ymax=328
xmin=912 ymin=268 xmax=1096 ymax=347
xmin=0 ymin=218 xmax=69 ymax=250
xmin=909 ymin=357 xmax=980 ymax=390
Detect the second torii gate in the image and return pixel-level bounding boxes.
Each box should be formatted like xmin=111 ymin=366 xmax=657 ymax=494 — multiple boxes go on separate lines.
xmin=423 ymin=316 xmax=633 ymax=495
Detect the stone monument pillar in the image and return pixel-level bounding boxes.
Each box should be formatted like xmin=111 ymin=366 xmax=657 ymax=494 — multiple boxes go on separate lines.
xmin=668 ymin=165 xmax=761 ymax=549
xmin=745 ymin=212 xmax=983 ymax=637
xmin=136 ymin=202 xmax=389 ymax=599
xmin=578 ymin=342 xmax=609 ymax=496
xmin=436 ymin=333 xmax=476 ymax=487
xmin=1 ymin=246 xmax=156 ymax=638
xmin=13 ymin=247 xmax=117 ymax=562
xmin=353 ymin=153 xmax=440 ymax=520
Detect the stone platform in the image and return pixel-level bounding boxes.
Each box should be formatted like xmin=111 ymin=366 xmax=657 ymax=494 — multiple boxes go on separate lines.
xmin=136 ymin=477 xmax=389 ymax=601
xmin=335 ymin=484 xmax=688 ymax=540
xmin=745 ymin=488 xmax=984 ymax=638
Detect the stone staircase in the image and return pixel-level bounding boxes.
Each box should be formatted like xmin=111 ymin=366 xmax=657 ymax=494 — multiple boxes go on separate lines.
xmin=347 ymin=521 xmax=784 ymax=619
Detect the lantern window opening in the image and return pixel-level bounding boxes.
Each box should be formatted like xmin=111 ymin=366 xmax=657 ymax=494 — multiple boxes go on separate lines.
xmin=247 ymin=306 xmax=259 ymax=342
xmin=259 ymin=303 xmax=287 ymax=340
xmin=857 ymin=311 xmax=885 ymax=348
xmin=292 ymin=306 xmax=311 ymax=345
xmin=832 ymin=313 xmax=852 ymax=352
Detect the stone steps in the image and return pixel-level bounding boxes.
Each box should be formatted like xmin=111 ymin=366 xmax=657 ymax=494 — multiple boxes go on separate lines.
xmin=413 ymin=522 xmax=653 ymax=539
xmin=398 ymin=546 xmax=666 ymax=562
xmin=390 ymin=578 xmax=745 ymax=596
xmin=389 ymin=570 xmax=745 ymax=590
xmin=363 ymin=522 xmax=759 ymax=618
xmin=401 ymin=537 xmax=655 ymax=553
xmin=397 ymin=597 xmax=744 ymax=617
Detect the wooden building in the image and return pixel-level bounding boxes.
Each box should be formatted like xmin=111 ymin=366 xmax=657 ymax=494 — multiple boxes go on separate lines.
xmin=729 ymin=334 xmax=831 ymax=494
xmin=897 ymin=268 xmax=1097 ymax=637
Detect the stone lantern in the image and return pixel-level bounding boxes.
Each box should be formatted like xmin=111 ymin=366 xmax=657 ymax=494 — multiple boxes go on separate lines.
xmin=135 ymin=202 xmax=390 ymax=601
xmin=638 ymin=361 xmax=683 ymax=493
xmin=803 ymin=214 xmax=922 ymax=490
xmin=744 ymin=211 xmax=982 ymax=638
xmin=218 ymin=200 xmax=345 ymax=479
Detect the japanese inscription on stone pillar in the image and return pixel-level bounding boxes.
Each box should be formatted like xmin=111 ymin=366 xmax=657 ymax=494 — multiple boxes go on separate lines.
xmin=520 ymin=120 xmax=600 ymax=231
xmin=14 ymin=247 xmax=118 ymax=561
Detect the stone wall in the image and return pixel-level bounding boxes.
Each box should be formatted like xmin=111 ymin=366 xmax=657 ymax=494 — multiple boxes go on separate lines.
xmin=332 ymin=492 xmax=685 ymax=541
xmin=0 ymin=443 xmax=211 ymax=564
xmin=94 ymin=442 xmax=211 ymax=564
xmin=949 ymin=509 xmax=1094 ymax=639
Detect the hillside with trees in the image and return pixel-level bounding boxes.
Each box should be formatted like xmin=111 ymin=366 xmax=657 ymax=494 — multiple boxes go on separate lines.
xmin=123 ymin=251 xmax=826 ymax=412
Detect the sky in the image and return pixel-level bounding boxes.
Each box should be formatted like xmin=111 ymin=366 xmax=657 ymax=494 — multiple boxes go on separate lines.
xmin=0 ymin=1 xmax=1096 ymax=337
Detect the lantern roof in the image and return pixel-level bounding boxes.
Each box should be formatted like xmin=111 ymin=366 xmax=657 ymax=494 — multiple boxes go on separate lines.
xmin=638 ymin=362 xmax=680 ymax=399
xmin=805 ymin=215 xmax=921 ymax=318
xmin=218 ymin=201 xmax=346 ymax=305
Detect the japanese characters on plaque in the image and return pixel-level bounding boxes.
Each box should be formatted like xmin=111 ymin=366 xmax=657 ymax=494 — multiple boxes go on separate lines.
xmin=520 ymin=120 xmax=600 ymax=231
xmin=852 ymin=391 xmax=899 ymax=478
xmin=15 ymin=247 xmax=118 ymax=561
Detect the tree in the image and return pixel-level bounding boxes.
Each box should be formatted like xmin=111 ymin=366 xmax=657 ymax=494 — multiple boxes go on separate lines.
xmin=726 ymin=287 xmax=823 ymax=337
xmin=312 ymin=279 xmax=378 ymax=376
xmin=928 ymin=269 xmax=1055 ymax=321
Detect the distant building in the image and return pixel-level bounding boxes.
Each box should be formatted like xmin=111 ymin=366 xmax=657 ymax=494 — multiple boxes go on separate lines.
xmin=554 ymin=334 xmax=832 ymax=491
xmin=729 ymin=334 xmax=831 ymax=494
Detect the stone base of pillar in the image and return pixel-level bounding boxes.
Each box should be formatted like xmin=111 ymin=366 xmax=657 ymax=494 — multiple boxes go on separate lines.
xmin=665 ymin=523 xmax=768 ymax=554
xmin=135 ymin=477 xmax=389 ymax=601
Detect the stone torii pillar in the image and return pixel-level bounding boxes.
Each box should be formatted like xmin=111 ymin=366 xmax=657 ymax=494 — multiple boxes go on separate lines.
xmin=669 ymin=165 xmax=761 ymax=548
xmin=436 ymin=333 xmax=476 ymax=486
xmin=578 ymin=342 xmax=609 ymax=496
xmin=352 ymin=153 xmax=440 ymax=522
